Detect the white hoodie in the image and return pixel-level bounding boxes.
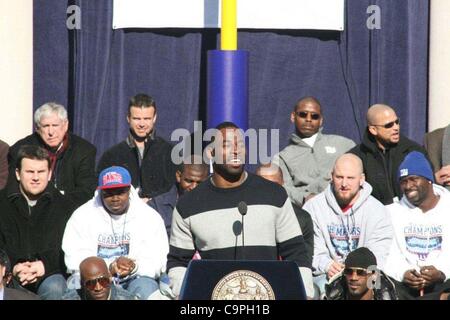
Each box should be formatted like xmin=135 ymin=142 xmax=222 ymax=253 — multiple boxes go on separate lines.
xmin=385 ymin=184 xmax=450 ymax=282
xmin=62 ymin=187 xmax=169 ymax=279
xmin=303 ymin=182 xmax=393 ymax=275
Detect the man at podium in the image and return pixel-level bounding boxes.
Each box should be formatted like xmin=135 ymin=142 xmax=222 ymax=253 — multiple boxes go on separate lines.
xmin=166 ymin=122 xmax=314 ymax=299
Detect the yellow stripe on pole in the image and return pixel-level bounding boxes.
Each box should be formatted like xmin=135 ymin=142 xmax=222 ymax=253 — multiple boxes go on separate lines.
xmin=221 ymin=0 xmax=237 ymax=50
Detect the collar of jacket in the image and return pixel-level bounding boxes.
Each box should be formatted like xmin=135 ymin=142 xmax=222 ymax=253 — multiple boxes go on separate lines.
xmin=33 ymin=131 xmax=72 ymax=155
xmin=126 ymin=130 xmax=155 ymax=149
xmin=289 ymin=128 xmax=323 ymax=147
xmin=5 ymin=179 xmax=54 ymax=203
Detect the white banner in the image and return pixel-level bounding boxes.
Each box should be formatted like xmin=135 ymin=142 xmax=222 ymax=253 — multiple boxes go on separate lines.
xmin=113 ymin=0 xmax=344 ymax=31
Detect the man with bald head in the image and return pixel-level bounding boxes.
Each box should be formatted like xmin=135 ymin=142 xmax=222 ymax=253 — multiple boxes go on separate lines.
xmin=303 ymin=153 xmax=393 ymax=295
xmin=256 ymin=163 xmax=314 ymax=264
xmin=276 ymin=96 xmax=355 ymax=207
xmin=62 ymin=256 xmax=137 ymax=300
xmin=350 ymin=104 xmax=427 ymax=205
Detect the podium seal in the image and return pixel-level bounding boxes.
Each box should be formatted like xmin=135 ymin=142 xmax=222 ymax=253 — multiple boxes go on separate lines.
xmin=211 ymin=270 xmax=275 ymax=300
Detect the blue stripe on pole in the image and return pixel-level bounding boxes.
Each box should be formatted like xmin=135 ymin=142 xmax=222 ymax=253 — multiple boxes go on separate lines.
xmin=207 ymin=50 xmax=249 ymax=130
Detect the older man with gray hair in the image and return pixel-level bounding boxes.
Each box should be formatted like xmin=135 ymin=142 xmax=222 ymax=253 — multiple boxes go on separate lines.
xmin=8 ymin=102 xmax=97 ymax=206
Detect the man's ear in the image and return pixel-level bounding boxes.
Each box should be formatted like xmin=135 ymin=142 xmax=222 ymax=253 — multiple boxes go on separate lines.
xmin=290 ymin=112 xmax=296 ymax=124
xmin=15 ymin=168 xmax=20 ymax=181
xmin=368 ymin=125 xmax=378 ymax=137
xmin=360 ymin=173 xmax=365 ymax=186
xmin=175 ymin=170 xmax=181 ymax=184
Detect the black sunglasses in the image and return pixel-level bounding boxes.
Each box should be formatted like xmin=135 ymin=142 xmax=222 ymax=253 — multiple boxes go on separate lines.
xmin=84 ymin=276 xmax=111 ymax=290
xmin=295 ymin=111 xmax=321 ymax=120
xmin=343 ymin=267 xmax=368 ymax=277
xmin=372 ymin=118 xmax=400 ymax=129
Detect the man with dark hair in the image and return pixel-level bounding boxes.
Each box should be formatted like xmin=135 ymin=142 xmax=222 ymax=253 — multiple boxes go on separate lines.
xmin=276 ymin=96 xmax=355 ymax=206
xmin=167 ymin=122 xmax=314 ymax=298
xmin=350 ymin=104 xmax=428 ymax=205
xmin=0 ymin=249 xmax=40 ymax=300
xmin=325 ymin=247 xmax=398 ymax=300
xmin=0 ymin=145 xmax=77 ymax=299
xmin=149 ymin=154 xmax=209 ymax=237
xmin=98 ymin=94 xmax=178 ymax=202
xmin=385 ymin=151 xmax=450 ymax=299
xmin=62 ymin=256 xmax=137 ymax=300
xmin=8 ymin=102 xmax=97 ymax=207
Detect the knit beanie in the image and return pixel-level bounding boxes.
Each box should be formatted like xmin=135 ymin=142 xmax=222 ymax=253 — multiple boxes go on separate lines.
xmin=345 ymin=247 xmax=377 ymax=269
xmin=398 ymin=151 xmax=435 ymax=183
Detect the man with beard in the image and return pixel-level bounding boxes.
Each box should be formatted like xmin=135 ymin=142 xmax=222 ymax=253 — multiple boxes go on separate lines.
xmin=385 ymin=151 xmax=450 ymax=299
xmin=149 ymin=154 xmax=209 ymax=238
xmin=303 ymin=153 xmax=392 ymax=296
xmin=325 ymin=247 xmax=398 ymax=300
xmin=350 ymin=104 xmax=428 ymax=205
xmin=98 ymin=94 xmax=178 ymax=202
xmin=166 ymin=122 xmax=314 ymax=299
xmin=276 ymin=96 xmax=355 ymax=207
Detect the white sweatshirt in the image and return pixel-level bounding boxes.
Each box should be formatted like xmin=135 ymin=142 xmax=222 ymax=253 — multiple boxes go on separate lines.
xmin=62 ymin=187 xmax=169 ymax=279
xmin=385 ymin=185 xmax=450 ymax=281
xmin=303 ymin=182 xmax=393 ymax=275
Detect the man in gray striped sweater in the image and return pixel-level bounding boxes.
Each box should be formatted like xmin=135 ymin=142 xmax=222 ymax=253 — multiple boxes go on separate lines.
xmin=167 ymin=122 xmax=314 ymax=298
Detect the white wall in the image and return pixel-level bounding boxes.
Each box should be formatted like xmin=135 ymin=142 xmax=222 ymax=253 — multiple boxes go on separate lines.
xmin=0 ymin=0 xmax=33 ymax=146
xmin=429 ymin=0 xmax=450 ymax=132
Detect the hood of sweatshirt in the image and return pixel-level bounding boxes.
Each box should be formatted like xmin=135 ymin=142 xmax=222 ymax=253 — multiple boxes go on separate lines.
xmin=324 ymin=181 xmax=373 ymax=217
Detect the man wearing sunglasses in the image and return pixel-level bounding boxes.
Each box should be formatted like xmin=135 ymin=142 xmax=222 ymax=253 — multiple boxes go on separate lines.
xmin=62 ymin=166 xmax=169 ymax=300
xmin=277 ymin=96 xmax=355 ymax=207
xmin=385 ymin=151 xmax=450 ymax=299
xmin=350 ymin=104 xmax=428 ymax=205
xmin=325 ymin=247 xmax=398 ymax=300
xmin=63 ymin=256 xmax=137 ymax=300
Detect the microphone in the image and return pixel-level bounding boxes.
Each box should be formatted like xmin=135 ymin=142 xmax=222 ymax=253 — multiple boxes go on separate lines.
xmin=237 ymin=201 xmax=247 ymax=259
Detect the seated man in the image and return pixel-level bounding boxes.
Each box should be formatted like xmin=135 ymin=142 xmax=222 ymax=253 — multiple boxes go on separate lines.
xmin=62 ymin=256 xmax=137 ymax=300
xmin=1 ymin=248 xmax=40 ymax=300
xmin=97 ymin=94 xmax=177 ymax=202
xmin=303 ymin=153 xmax=393 ymax=295
xmin=8 ymin=102 xmax=97 ymax=207
xmin=255 ymin=163 xmax=314 ymax=265
xmin=325 ymin=247 xmax=398 ymax=300
xmin=149 ymin=155 xmax=208 ymax=237
xmin=276 ymin=96 xmax=355 ymax=206
xmin=385 ymin=151 xmax=450 ymax=299
xmin=350 ymin=104 xmax=428 ymax=205
xmin=62 ymin=166 xmax=169 ymax=300
xmin=0 ymin=145 xmax=76 ymax=299
xmin=423 ymin=123 xmax=450 ymax=190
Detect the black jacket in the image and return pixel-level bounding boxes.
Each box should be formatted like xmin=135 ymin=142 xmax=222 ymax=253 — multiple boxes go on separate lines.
xmin=8 ymin=132 xmax=97 ymax=207
xmin=97 ymin=135 xmax=177 ymax=198
xmin=0 ymin=183 xmax=77 ymax=292
xmin=325 ymin=270 xmax=399 ymax=300
xmin=3 ymin=287 xmax=40 ymax=300
xmin=349 ymin=130 xmax=428 ymax=205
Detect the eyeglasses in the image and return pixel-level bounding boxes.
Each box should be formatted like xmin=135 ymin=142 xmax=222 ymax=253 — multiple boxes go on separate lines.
xmin=84 ymin=276 xmax=111 ymax=290
xmin=372 ymin=118 xmax=400 ymax=129
xmin=295 ymin=111 xmax=321 ymax=120
xmin=343 ymin=267 xmax=368 ymax=277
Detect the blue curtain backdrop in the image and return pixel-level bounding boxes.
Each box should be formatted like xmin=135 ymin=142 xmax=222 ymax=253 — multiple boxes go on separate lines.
xmin=33 ymin=0 xmax=429 ymax=164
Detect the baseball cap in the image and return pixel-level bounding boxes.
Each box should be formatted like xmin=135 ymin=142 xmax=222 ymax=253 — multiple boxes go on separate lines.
xmin=97 ymin=166 xmax=131 ymax=190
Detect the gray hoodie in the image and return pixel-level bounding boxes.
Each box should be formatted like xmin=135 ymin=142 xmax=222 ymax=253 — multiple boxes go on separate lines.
xmin=303 ymin=182 xmax=393 ymax=274
xmin=276 ymin=130 xmax=355 ymax=207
